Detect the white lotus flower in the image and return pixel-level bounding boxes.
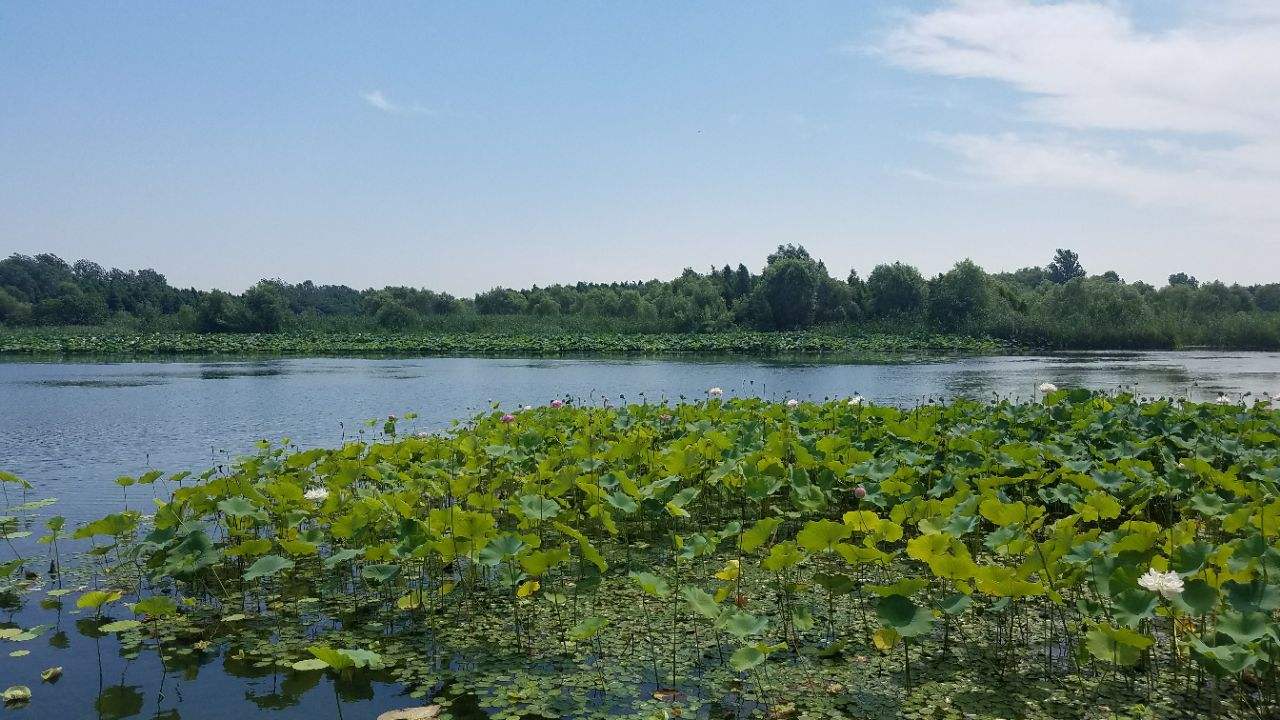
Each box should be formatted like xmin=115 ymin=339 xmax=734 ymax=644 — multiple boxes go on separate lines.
xmin=786 ymin=399 xmax=799 ymax=408
xmin=1038 ymin=382 xmax=1058 ymax=394
xmin=1215 ymin=394 xmax=1233 ymax=405
xmin=304 ymin=487 xmax=329 ymax=502
xmin=707 ymin=387 xmax=723 ymax=398
xmin=1137 ymin=568 xmax=1184 ymax=598
xmin=847 ymin=396 xmax=865 ymax=406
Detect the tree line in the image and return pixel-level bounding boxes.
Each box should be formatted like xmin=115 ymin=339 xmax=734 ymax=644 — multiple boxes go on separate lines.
xmin=1 ymin=247 xmax=1278 ymax=348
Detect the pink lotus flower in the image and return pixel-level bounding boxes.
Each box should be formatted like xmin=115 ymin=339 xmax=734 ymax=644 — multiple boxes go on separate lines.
xmin=550 ymin=399 xmax=564 ymax=408
xmin=853 ymin=485 xmax=867 ymax=499
xmin=786 ymin=399 xmax=799 ymax=408
xmin=500 ymin=414 xmax=516 ymax=423
xmin=659 ymin=414 xmax=672 ymax=422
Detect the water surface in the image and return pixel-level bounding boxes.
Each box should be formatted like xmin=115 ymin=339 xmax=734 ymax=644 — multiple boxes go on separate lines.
xmin=3 ymin=351 xmax=1278 ymax=525
xmin=1 ymin=351 xmax=1278 ymax=719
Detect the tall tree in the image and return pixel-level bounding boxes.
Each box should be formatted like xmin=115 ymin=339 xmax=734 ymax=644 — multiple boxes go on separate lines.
xmin=1046 ymin=249 xmax=1086 ymax=284
xmin=757 ymin=259 xmax=818 ymax=330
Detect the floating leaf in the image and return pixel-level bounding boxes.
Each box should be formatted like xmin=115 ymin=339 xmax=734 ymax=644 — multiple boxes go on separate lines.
xmin=2 ymin=685 xmax=31 ymax=704
xmin=99 ymin=620 xmax=143 ymax=634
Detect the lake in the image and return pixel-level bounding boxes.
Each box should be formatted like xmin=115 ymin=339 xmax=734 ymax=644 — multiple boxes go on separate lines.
xmin=1 ymin=350 xmax=1279 ymax=719
xmin=3 ymin=351 xmax=1279 ymax=528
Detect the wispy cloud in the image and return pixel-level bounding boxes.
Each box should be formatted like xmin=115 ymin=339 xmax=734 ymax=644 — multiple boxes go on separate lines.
xmin=877 ymin=0 xmax=1280 ymax=231
xmin=361 ymin=90 xmax=434 ymax=116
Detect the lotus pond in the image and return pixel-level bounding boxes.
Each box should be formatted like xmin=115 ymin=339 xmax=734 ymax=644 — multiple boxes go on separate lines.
xmin=4 ymin=390 xmax=1280 ymax=719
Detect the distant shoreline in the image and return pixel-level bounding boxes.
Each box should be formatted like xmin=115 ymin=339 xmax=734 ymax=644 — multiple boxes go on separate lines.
xmin=0 ymin=329 xmax=1013 ymax=357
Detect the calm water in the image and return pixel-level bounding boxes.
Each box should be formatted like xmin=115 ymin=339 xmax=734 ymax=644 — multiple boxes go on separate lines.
xmin=3 ymin=351 xmax=1280 ymax=527
xmin=2 ymin=351 xmax=1279 ymax=718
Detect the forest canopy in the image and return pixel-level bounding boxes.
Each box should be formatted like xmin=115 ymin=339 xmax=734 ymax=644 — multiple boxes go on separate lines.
xmin=1 ymin=247 xmax=1278 ymax=349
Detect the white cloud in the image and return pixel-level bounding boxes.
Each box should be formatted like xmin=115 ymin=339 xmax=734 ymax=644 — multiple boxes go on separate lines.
xmin=878 ymin=0 xmax=1280 ymax=233
xmin=361 ymin=90 xmax=434 ymax=116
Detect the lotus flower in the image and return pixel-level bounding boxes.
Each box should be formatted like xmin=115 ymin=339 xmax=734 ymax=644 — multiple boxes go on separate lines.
xmin=1038 ymin=383 xmax=1057 ymax=395
xmin=1215 ymin=394 xmax=1232 ymax=405
xmin=853 ymin=485 xmax=867 ymax=499
xmin=847 ymin=396 xmax=865 ymax=406
xmin=659 ymin=413 xmax=672 ymax=422
xmin=550 ymin=399 xmax=564 ymax=408
xmin=786 ymin=399 xmax=799 ymax=408
xmin=500 ymin=413 xmax=516 ymax=423
xmin=523 ymin=405 xmax=533 ymax=412
xmin=304 ymin=487 xmax=329 ymax=502
xmin=708 ymin=387 xmax=723 ymax=398
xmin=1137 ymin=568 xmax=1184 ymax=598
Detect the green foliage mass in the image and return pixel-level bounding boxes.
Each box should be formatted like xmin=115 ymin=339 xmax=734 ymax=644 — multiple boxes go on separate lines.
xmin=4 ymin=247 xmax=1279 ymax=348
xmin=10 ymin=393 xmax=1277 ymax=718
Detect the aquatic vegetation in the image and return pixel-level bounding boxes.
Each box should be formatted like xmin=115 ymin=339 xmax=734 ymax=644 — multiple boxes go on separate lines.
xmin=4 ymin=392 xmax=1280 ymax=718
xmin=0 ymin=329 xmax=1008 ymax=357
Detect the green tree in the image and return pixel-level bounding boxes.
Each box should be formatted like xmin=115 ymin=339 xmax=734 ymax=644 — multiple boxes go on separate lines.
xmin=814 ymin=275 xmax=853 ymax=323
xmin=1047 ymin=249 xmax=1086 ymax=284
xmin=755 ymin=258 xmax=818 ymax=330
xmin=195 ymin=290 xmax=244 ymax=333
xmin=0 ymin=287 xmax=31 ymax=325
xmin=242 ymin=281 xmax=289 ymax=332
xmin=1255 ymin=284 xmax=1280 ymax=312
xmin=734 ymin=264 xmax=753 ymax=300
xmin=766 ymin=244 xmax=812 ymax=264
xmin=32 ymin=283 xmax=108 ymax=325
xmin=375 ymin=301 xmax=420 ymax=330
xmin=928 ymin=259 xmax=990 ymax=331
xmin=868 ymin=263 xmax=927 ymax=318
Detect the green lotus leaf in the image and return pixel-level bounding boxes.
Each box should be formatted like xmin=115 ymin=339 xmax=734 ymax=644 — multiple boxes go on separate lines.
xmin=682 ymin=587 xmax=721 ymax=619
xmin=796 ymin=519 xmax=852 ymax=552
xmin=568 ymin=616 xmax=609 ymax=640
xmin=1216 ymin=611 xmax=1270 ymax=644
xmin=728 ymin=644 xmax=765 ymax=672
xmin=242 ymin=554 xmax=294 ymax=582
xmin=1084 ymin=623 xmax=1152 ymax=666
xmin=875 ymin=594 xmax=932 ymax=638
xmin=739 ymin=518 xmax=782 ymax=552
xmin=99 ymin=620 xmax=143 ymax=634
xmin=720 ymin=611 xmax=769 ymax=639
xmin=361 ymin=563 xmax=402 ymax=584
xmin=628 ymin=571 xmax=670 ymax=598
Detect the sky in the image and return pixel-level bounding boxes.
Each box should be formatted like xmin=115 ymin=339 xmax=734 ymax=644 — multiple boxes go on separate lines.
xmin=2 ymin=1 xmax=1278 ymax=294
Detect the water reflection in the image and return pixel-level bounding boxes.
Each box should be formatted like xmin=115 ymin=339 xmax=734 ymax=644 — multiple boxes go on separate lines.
xmin=96 ymin=684 xmax=144 ymax=720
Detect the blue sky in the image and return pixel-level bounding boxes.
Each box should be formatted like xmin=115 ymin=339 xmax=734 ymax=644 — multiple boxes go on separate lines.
xmin=3 ymin=1 xmax=1278 ymax=293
